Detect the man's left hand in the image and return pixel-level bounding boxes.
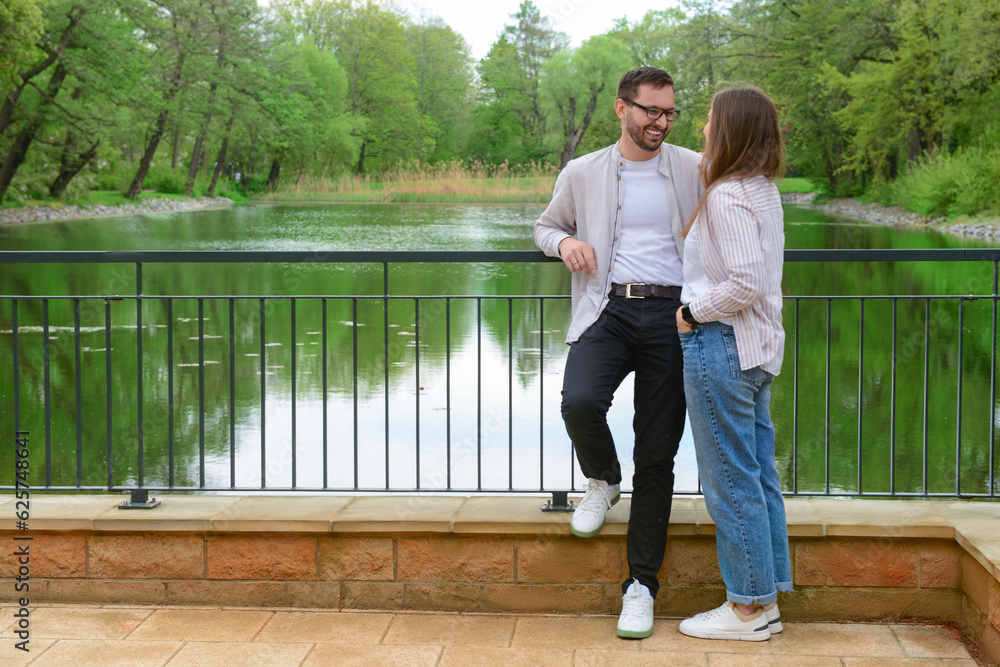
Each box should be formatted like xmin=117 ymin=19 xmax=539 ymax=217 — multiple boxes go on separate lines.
xmin=676 ymin=307 xmax=693 ymax=334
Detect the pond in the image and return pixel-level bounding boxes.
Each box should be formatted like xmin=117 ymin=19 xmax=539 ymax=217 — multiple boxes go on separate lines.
xmin=0 ymin=203 xmax=996 ymax=496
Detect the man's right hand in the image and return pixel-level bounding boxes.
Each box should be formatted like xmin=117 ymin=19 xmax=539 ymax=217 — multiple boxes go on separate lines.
xmin=558 ymin=238 xmax=597 ymax=275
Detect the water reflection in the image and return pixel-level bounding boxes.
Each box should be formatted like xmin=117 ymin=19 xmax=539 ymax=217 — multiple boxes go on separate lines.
xmin=0 ymin=203 xmax=996 ymax=495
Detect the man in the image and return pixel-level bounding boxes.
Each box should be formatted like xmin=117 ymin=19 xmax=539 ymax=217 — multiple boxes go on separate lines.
xmin=534 ymin=67 xmax=703 ymax=639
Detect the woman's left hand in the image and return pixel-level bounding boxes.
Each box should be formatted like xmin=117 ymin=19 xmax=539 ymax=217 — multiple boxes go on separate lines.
xmin=676 ymin=307 xmax=693 ymax=334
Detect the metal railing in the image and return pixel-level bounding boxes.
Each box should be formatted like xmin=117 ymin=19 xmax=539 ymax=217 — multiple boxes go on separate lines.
xmin=2 ymin=249 xmax=998 ymax=500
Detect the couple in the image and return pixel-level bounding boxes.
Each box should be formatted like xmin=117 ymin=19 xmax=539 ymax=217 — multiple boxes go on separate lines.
xmin=534 ymin=67 xmax=791 ymax=641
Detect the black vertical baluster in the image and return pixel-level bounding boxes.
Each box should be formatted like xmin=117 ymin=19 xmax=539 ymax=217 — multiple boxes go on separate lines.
xmin=74 ymin=299 xmax=83 ymax=488
xmin=508 ymin=298 xmax=514 ymax=491
xmin=12 ymin=299 xmax=20 ymax=437
xmin=957 ymin=298 xmax=964 ymax=495
xmin=198 ymin=298 xmax=206 ymax=488
xmin=353 ymin=298 xmax=359 ymax=489
xmin=384 ymin=263 xmax=390 ymax=490
xmin=43 ymin=299 xmax=51 ymax=487
xmin=825 ymin=299 xmax=831 ymax=495
xmin=857 ymin=299 xmax=864 ymax=494
xmin=167 ymin=299 xmax=174 ymax=487
xmin=415 ymin=299 xmax=420 ymax=489
xmin=322 ymin=298 xmax=328 ymax=489
xmin=260 ymin=298 xmax=266 ymax=489
xmin=446 ymin=298 xmax=451 ymax=490
xmin=106 ymin=298 xmax=113 ymax=489
xmin=291 ymin=298 xmax=297 ymax=489
xmin=229 ymin=298 xmax=236 ymax=488
xmin=890 ymin=299 xmax=898 ymax=494
xmin=539 ymin=298 xmax=545 ymax=492
xmin=923 ymin=299 xmax=931 ymax=494
xmin=477 ymin=297 xmax=482 ymax=491
xmin=792 ymin=299 xmax=800 ymax=494
xmin=136 ymin=263 xmax=143 ymax=488
xmin=993 ymin=261 xmax=998 ymax=497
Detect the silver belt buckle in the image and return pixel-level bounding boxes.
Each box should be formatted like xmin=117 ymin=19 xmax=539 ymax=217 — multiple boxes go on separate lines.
xmin=625 ymin=282 xmax=646 ymax=298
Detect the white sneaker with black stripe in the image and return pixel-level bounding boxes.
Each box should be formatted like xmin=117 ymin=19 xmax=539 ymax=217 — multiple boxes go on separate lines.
xmin=763 ymin=602 xmax=783 ymax=633
xmin=678 ymin=602 xmax=771 ymax=641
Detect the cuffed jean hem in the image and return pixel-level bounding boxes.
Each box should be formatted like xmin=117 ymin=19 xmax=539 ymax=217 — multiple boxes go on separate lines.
xmin=726 ymin=580 xmax=793 ymax=606
xmin=726 ymin=590 xmax=778 ymax=606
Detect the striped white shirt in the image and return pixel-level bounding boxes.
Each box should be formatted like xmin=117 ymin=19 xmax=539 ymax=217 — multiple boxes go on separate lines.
xmin=685 ymin=175 xmax=785 ymax=375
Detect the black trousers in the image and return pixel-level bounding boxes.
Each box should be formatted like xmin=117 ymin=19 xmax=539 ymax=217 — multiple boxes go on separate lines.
xmin=561 ymin=294 xmax=686 ymax=598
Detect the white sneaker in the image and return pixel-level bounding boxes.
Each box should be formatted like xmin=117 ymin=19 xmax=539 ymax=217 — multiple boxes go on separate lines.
xmin=763 ymin=602 xmax=782 ymax=633
xmin=679 ymin=602 xmax=772 ymax=641
xmin=570 ymin=479 xmax=620 ymax=538
xmin=617 ymin=579 xmax=654 ymax=639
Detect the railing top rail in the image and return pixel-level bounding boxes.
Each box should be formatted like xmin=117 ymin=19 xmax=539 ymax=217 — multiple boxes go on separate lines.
xmin=1 ymin=248 xmax=1000 ymax=264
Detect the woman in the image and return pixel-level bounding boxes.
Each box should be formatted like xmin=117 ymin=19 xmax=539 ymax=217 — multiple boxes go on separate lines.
xmin=674 ymin=85 xmax=792 ymax=641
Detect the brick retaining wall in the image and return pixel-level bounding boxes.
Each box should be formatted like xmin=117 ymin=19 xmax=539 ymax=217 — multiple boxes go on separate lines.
xmin=1 ymin=495 xmax=997 ymax=663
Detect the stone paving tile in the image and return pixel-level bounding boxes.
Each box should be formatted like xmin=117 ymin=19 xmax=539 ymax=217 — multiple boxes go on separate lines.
xmin=0 ymin=637 xmax=56 ymax=666
xmin=841 ymin=659 xmax=980 ymax=667
xmin=707 ymin=654 xmax=843 ymax=666
xmin=510 ymin=616 xmax=640 ymax=650
xmin=25 ymin=607 xmax=153 ymax=639
xmin=891 ymin=624 xmax=976 ymax=659
xmin=302 ymin=643 xmax=443 ymax=666
xmin=382 ymin=613 xmax=516 ymax=647
xmin=255 ymin=610 xmax=393 ymax=643
xmin=127 ymin=609 xmax=274 ymax=642
xmin=438 ymin=645 xmax=573 ymax=666
xmin=29 ymin=639 xmax=182 ymax=667
xmin=164 ymin=641 xmax=312 ymax=666
xmin=769 ymin=623 xmax=907 ymax=657
xmin=639 ymin=619 xmax=772 ymax=655
xmin=573 ymin=648 xmax=708 ymax=666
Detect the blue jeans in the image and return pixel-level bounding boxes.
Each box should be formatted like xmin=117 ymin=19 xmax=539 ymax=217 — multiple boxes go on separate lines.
xmin=680 ymin=320 xmax=792 ymax=605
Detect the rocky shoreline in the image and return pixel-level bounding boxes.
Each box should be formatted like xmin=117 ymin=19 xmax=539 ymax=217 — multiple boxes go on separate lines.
xmin=0 ymin=196 xmax=233 ymax=226
xmin=781 ymin=192 xmax=1000 ymax=242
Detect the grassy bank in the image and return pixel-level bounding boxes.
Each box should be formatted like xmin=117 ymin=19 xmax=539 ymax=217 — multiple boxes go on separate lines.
xmin=258 ymin=160 xmax=559 ymax=204
xmin=260 ymin=161 xmax=820 ymax=204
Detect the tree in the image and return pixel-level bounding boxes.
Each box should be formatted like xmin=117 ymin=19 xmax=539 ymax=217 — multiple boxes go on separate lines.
xmin=404 ymin=16 xmax=473 ymax=162
xmin=541 ymin=34 xmax=632 ymax=167
xmin=495 ymin=1 xmax=567 ymax=159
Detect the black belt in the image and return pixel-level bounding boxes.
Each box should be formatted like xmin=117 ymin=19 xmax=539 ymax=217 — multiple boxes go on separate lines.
xmin=610 ymin=283 xmax=681 ymax=299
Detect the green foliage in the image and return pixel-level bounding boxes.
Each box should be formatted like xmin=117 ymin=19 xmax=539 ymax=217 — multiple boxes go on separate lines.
xmin=0 ymin=0 xmax=44 ymax=91
xmin=1 ymin=0 xmax=998 ymax=215
xmin=885 ymin=144 xmax=1000 ymax=217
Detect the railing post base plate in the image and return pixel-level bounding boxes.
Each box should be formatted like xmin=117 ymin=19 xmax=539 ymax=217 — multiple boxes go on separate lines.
xmin=541 ymin=491 xmax=576 ymax=512
xmin=118 ymin=489 xmax=161 ymax=510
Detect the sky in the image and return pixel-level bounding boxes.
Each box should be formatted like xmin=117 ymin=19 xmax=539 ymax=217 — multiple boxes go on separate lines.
xmin=395 ymin=0 xmax=683 ymax=60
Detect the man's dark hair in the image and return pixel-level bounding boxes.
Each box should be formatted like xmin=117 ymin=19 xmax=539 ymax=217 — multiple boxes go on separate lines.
xmin=617 ymin=67 xmax=675 ymax=102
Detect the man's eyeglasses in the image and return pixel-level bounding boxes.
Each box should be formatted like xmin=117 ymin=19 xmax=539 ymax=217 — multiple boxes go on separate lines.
xmin=625 ymin=100 xmax=681 ymax=122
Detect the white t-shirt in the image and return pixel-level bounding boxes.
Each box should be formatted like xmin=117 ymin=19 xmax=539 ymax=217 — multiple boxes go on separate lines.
xmin=610 ymin=156 xmax=684 ymax=287
xmin=682 ymin=220 xmax=733 ymax=325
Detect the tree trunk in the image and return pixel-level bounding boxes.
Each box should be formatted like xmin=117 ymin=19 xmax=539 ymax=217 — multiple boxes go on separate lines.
xmin=125 ymin=109 xmax=170 ymax=199
xmin=125 ymin=53 xmax=187 ymax=199
xmin=559 ymin=84 xmax=603 ymax=169
xmin=171 ymin=125 xmax=180 ymax=171
xmin=266 ymin=157 xmax=281 ymax=189
xmin=0 ymin=62 xmax=70 ymax=200
xmin=207 ymin=113 xmax=235 ymax=197
xmin=356 ymin=141 xmax=367 ymax=175
xmin=49 ymin=135 xmax=101 ymax=198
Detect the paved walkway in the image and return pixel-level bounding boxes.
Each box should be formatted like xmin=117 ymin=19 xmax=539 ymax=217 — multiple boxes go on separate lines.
xmin=0 ymin=604 xmax=987 ymax=666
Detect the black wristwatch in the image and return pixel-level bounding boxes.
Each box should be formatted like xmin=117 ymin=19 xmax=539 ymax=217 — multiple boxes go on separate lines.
xmin=681 ymin=305 xmax=696 ymax=325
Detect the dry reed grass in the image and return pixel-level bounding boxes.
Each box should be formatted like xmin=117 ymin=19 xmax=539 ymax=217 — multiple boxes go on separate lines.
xmin=259 ymin=160 xmax=559 ymax=203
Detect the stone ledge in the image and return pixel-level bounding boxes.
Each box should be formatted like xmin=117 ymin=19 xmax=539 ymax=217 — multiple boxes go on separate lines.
xmin=0 ymin=494 xmax=995 ymax=578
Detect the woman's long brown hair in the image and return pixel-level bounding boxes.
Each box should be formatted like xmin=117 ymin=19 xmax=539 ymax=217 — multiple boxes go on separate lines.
xmin=681 ymin=85 xmax=785 ymax=237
